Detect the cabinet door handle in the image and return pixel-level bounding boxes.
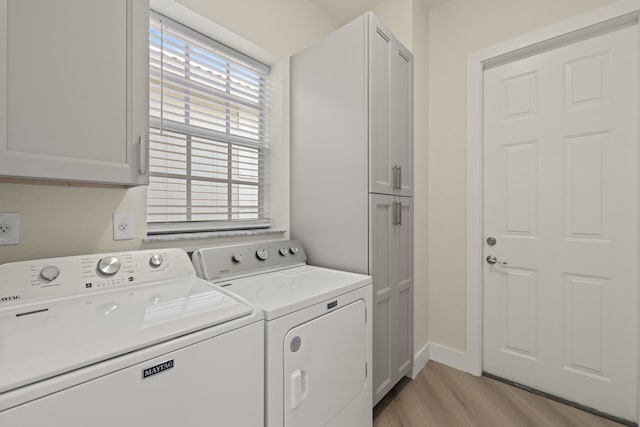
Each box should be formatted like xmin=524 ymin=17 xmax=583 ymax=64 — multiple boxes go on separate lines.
xmin=392 ymin=202 xmax=402 ymax=226
xmin=139 ymin=134 xmax=147 ymax=174
xmin=392 ymin=202 xmax=397 ymax=225
xmin=398 ymin=166 xmax=402 ymax=190
xmin=392 ymin=165 xmax=401 ymax=190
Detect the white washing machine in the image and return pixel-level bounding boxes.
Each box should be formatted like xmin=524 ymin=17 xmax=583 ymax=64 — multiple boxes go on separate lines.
xmin=0 ymin=248 xmax=264 ymax=427
xmin=192 ymin=240 xmax=373 ymax=427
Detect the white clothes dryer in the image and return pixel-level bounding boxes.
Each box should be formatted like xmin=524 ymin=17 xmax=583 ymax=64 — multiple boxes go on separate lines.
xmin=192 ymin=240 xmax=373 ymax=427
xmin=0 ymin=249 xmax=264 ymax=427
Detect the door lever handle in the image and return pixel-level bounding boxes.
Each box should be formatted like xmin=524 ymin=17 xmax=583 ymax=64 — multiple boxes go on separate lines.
xmin=486 ymin=255 xmax=507 ymax=265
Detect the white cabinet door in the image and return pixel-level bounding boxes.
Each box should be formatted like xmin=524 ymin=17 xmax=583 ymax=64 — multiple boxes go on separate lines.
xmin=0 ymin=0 xmax=148 ymax=185
xmin=369 ymin=18 xmax=394 ymax=196
xmin=393 ymin=197 xmax=413 ymax=377
xmin=391 ymin=45 xmax=413 ymax=197
xmin=369 ymin=15 xmax=413 ymax=197
xmin=370 ymin=194 xmax=394 ymax=404
xmin=370 ymin=194 xmax=413 ymax=406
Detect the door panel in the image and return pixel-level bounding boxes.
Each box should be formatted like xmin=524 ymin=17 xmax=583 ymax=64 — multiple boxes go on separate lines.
xmin=6 ymin=0 xmax=126 ymax=163
xmin=394 ymin=198 xmax=414 ymax=375
xmin=0 ymin=0 xmax=148 ymax=185
xmin=391 ymin=45 xmax=414 ymax=197
xmin=373 ymin=294 xmax=391 ymax=395
xmin=483 ymin=24 xmax=638 ymax=420
xmin=500 ymin=268 xmax=538 ymax=360
xmin=284 ymin=301 xmax=367 ymax=427
xmin=369 ymin=16 xmax=413 ymax=197
xmin=370 ymin=194 xmax=394 ymax=401
xmin=370 ymin=194 xmax=413 ymax=405
xmin=369 ymin=19 xmax=393 ymax=195
xmin=564 ymin=274 xmax=607 ymax=376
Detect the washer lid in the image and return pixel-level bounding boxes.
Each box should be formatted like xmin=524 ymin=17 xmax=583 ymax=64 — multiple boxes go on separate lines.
xmin=0 ymin=277 xmax=256 ymax=394
xmin=222 ymin=265 xmax=372 ymax=320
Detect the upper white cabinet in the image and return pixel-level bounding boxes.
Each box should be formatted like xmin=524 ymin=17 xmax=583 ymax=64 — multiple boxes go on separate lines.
xmin=0 ymin=0 xmax=149 ymax=185
xmin=369 ymin=16 xmax=413 ymax=197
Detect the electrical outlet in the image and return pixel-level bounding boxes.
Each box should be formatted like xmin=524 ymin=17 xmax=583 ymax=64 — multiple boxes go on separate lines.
xmin=0 ymin=213 xmax=19 ymax=245
xmin=113 ymin=213 xmax=134 ymax=241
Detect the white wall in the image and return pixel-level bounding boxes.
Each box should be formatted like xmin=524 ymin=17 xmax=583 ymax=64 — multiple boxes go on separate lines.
xmin=175 ymin=0 xmax=337 ymax=58
xmin=427 ymin=0 xmax=619 ymax=351
xmin=409 ymin=0 xmax=430 ymax=356
xmin=373 ymin=0 xmax=414 ymax=49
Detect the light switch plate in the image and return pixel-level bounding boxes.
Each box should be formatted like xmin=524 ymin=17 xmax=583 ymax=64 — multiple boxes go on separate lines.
xmin=113 ymin=213 xmax=134 ymax=240
xmin=0 ymin=213 xmax=19 ymax=245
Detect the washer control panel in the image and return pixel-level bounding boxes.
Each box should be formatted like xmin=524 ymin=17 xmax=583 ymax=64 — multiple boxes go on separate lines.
xmin=0 ymin=249 xmax=195 ymax=307
xmin=193 ymin=240 xmax=307 ymax=282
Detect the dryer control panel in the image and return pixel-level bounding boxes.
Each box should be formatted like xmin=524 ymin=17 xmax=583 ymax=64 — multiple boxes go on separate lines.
xmin=193 ymin=240 xmax=307 ymax=282
xmin=0 ymin=249 xmax=195 ymax=307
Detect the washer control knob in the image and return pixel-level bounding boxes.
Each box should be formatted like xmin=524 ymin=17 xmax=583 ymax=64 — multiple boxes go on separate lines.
xmin=232 ymin=252 xmax=244 ymax=263
xmin=149 ymin=254 xmax=163 ymax=268
xmin=97 ymin=257 xmax=121 ymax=276
xmin=290 ymin=246 xmax=299 ymax=255
xmin=256 ymin=248 xmax=269 ymax=261
xmin=279 ymin=247 xmax=289 ymax=256
xmin=40 ymin=265 xmax=60 ymax=282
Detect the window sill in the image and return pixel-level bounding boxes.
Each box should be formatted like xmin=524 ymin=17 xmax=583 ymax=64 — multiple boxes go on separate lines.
xmin=143 ymin=228 xmax=286 ymax=243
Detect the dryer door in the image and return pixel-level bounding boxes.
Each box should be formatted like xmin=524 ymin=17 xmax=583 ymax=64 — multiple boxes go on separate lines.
xmin=284 ymin=299 xmax=367 ymax=427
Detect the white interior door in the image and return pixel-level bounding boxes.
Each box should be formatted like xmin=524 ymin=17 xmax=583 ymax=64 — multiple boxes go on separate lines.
xmin=483 ymin=24 xmax=638 ymax=421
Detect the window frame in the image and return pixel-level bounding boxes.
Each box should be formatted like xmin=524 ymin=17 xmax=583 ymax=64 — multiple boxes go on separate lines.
xmin=147 ymin=11 xmax=270 ymax=235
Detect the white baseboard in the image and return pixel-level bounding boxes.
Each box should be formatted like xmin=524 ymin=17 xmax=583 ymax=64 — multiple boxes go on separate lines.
xmin=428 ymin=343 xmax=477 ymax=375
xmin=410 ymin=342 xmax=430 ymax=379
xmin=410 ymin=342 xmax=480 ymax=379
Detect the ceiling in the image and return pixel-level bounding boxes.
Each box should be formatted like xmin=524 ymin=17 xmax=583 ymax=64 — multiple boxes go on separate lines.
xmin=310 ymin=0 xmax=449 ymax=25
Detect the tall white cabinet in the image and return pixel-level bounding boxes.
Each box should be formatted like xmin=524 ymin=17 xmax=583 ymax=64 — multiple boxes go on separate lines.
xmin=0 ymin=0 xmax=149 ymax=185
xmin=290 ymin=12 xmax=414 ymax=406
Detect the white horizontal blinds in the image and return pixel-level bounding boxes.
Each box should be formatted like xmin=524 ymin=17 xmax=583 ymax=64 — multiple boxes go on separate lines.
xmin=147 ymin=12 xmax=270 ymax=233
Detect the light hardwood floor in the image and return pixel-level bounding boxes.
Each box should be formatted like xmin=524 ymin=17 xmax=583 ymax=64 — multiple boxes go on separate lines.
xmin=373 ymin=361 xmax=626 ymax=427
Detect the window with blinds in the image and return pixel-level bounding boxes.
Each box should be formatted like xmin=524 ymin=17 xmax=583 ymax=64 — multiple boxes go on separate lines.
xmin=147 ymin=12 xmax=270 ymax=234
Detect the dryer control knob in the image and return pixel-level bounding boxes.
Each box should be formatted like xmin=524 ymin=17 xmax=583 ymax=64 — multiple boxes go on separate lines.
xmin=290 ymin=246 xmax=299 ymax=255
xmin=40 ymin=265 xmax=60 ymax=282
xmin=256 ymin=248 xmax=269 ymax=261
xmin=97 ymin=257 xmax=121 ymax=276
xmin=279 ymin=248 xmax=289 ymax=256
xmin=149 ymin=254 xmax=163 ymax=268
xmin=232 ymin=252 xmax=243 ymax=263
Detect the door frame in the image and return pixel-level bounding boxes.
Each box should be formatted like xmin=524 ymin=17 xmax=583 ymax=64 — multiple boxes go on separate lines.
xmin=465 ymin=0 xmax=640 ymax=410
